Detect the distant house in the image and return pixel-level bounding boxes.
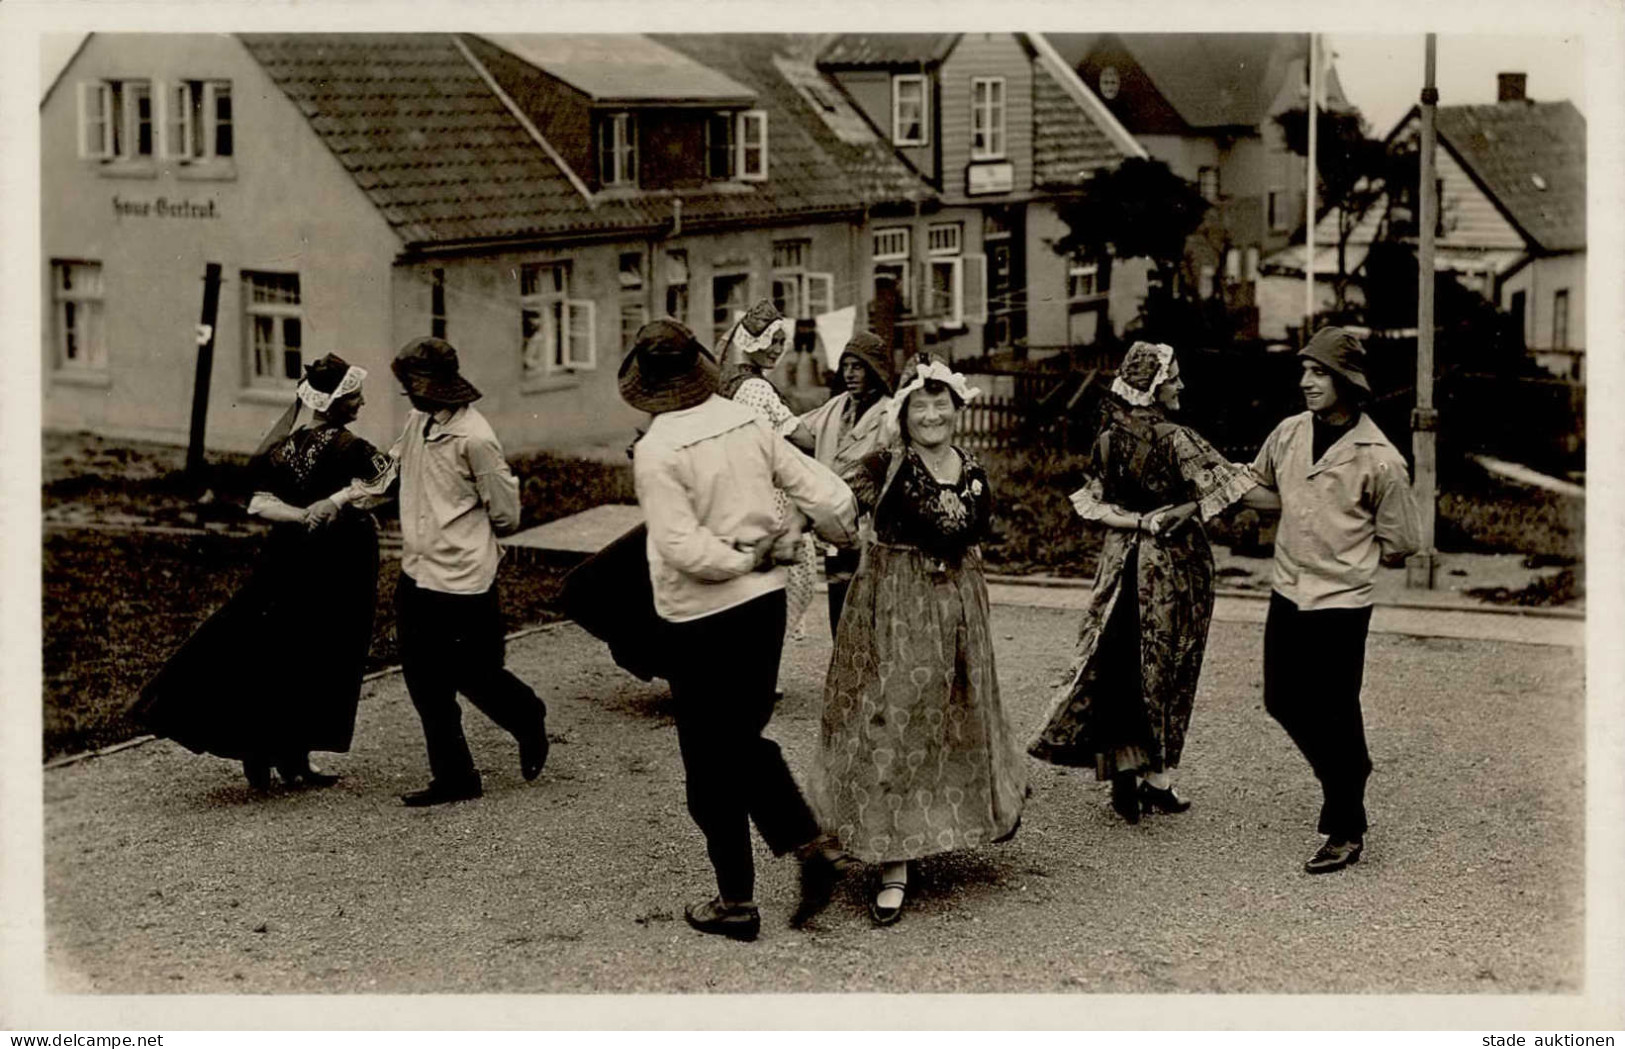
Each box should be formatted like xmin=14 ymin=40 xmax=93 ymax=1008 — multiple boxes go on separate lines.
xmin=1265 ymin=75 xmax=1587 ymax=380
xmin=40 ymin=33 xmax=925 ymax=454
xmin=1392 ymin=78 xmax=1586 ymax=380
xmin=41 ymin=32 xmax=1138 ymax=457
xmin=817 ymin=33 xmax=1145 ymax=358
xmin=1047 ymin=33 xmax=1345 ymax=338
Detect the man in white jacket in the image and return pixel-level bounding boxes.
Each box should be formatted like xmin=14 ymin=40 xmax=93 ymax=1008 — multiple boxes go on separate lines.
xmin=623 ymin=320 xmax=858 ymax=942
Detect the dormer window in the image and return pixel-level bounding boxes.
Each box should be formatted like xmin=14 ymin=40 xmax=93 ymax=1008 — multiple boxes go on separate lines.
xmin=971 ymin=77 xmax=1006 ymax=160
xmin=597 ymin=112 xmax=639 ymax=187
xmin=892 ymin=74 xmax=928 ymax=146
xmin=706 ymin=110 xmax=768 ymax=182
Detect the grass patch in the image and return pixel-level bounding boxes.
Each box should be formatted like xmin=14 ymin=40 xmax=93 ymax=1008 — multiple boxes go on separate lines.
xmin=43 ymin=527 xmax=571 ymax=761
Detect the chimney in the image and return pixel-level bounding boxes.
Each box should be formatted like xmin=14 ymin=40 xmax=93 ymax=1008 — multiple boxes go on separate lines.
xmin=1497 ymin=72 xmax=1528 ymax=103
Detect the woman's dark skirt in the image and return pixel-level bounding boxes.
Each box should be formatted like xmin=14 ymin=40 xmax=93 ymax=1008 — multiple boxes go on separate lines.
xmin=131 ymin=515 xmax=379 ymax=762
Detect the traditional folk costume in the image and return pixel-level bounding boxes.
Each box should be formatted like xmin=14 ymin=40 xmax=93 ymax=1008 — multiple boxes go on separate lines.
xmin=715 ymin=300 xmax=820 ymax=642
xmin=1253 ymin=327 xmax=1420 ymax=872
xmin=134 ymin=355 xmax=389 ymax=789
xmin=1029 ymin=343 xmax=1256 ymax=811
xmin=797 ymin=331 xmax=896 ymax=636
xmin=622 ymin=319 xmax=859 ymax=941
xmin=815 ymin=356 xmax=1026 ymax=868
xmin=382 ymin=337 xmax=550 ymax=807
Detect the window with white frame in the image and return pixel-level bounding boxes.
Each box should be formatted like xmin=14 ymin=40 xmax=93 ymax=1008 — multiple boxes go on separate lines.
xmin=598 ymin=112 xmax=639 ymax=187
xmin=51 ymin=260 xmax=106 ymax=372
xmin=665 ymin=251 xmax=690 ymax=325
xmin=770 ymin=239 xmax=832 ymax=320
xmin=520 ymin=261 xmax=596 ymax=376
xmin=165 ymin=80 xmax=233 ymax=161
xmin=621 ymin=303 xmax=649 ymax=353
xmin=927 ymin=223 xmax=962 ymax=256
xmin=873 ymin=227 xmax=912 ymax=313
xmin=713 ymin=272 xmax=751 ymax=345
xmin=892 ymin=74 xmax=928 ymax=146
xmin=1198 ymin=166 xmax=1220 ymax=203
xmin=619 ymin=252 xmax=645 ymax=291
xmin=920 ymin=225 xmax=985 ymax=329
xmin=739 ymin=110 xmax=768 ymax=181
xmin=77 ymin=79 xmax=154 ymax=160
xmin=971 ymin=77 xmax=1006 ymax=160
xmin=1267 ymin=189 xmax=1287 ymax=232
xmin=242 ymin=271 xmax=303 ymax=387
xmin=1067 ymin=253 xmax=1108 ymax=301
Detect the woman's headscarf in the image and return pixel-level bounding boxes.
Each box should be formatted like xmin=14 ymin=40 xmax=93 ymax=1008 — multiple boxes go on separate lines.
xmin=717 ymin=299 xmax=794 ymax=398
xmin=1109 ymin=341 xmax=1177 ymax=408
xmin=252 ymin=353 xmax=365 ymax=457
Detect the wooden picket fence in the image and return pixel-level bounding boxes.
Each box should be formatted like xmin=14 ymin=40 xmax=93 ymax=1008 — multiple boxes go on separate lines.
xmin=956 ymin=393 xmax=1038 ymax=452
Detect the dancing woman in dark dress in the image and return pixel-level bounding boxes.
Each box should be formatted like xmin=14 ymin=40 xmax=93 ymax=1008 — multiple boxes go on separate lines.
xmin=1029 ymin=341 xmax=1259 ymax=822
xmin=133 ymin=354 xmax=392 ymax=790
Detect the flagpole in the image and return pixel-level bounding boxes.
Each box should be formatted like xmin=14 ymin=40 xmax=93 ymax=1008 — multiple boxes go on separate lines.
xmin=1304 ymin=32 xmax=1318 ymax=343
xmin=1407 ymin=33 xmax=1440 ymax=589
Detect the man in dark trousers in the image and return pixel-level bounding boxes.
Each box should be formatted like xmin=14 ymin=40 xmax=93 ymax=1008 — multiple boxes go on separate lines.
xmin=1249 ymin=327 xmax=1420 ymax=873
xmin=623 ymin=320 xmax=858 ymax=941
xmin=382 ymin=337 xmax=549 ymax=807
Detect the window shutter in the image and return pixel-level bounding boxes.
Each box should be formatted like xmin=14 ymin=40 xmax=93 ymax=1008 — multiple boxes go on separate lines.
xmin=169 ymin=82 xmax=191 ymax=160
xmin=566 ymin=299 xmax=597 ymax=369
xmin=918 ymin=260 xmax=933 ymax=317
xmin=962 ymin=254 xmax=987 ymax=325
xmin=76 ymin=82 xmax=93 ymax=158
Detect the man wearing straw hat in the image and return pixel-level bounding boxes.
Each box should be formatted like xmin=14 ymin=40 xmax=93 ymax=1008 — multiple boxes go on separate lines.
xmin=621 ymin=319 xmax=858 ymax=941
xmin=1250 ymin=326 xmax=1420 ymax=874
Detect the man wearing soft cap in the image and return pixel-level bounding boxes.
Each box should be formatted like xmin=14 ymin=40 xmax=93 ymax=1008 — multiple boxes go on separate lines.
xmin=1249 ymin=326 xmax=1420 ymax=874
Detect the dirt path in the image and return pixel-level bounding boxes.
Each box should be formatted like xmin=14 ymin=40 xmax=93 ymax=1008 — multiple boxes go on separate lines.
xmin=42 ymin=604 xmax=1584 ymax=996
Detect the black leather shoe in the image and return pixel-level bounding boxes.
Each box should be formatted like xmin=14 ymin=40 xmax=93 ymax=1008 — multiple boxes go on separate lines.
xmin=243 ymin=758 xmax=272 ymax=792
xmin=790 ymin=846 xmax=853 ymax=928
xmin=1110 ymin=772 xmax=1141 ymax=824
xmin=519 ymin=717 xmax=549 ymax=782
xmin=870 ymin=878 xmax=907 ymax=926
xmin=1140 ymin=782 xmax=1192 ymax=814
xmin=401 ymin=779 xmax=483 ymax=807
xmin=684 ymin=897 xmax=760 ymax=942
xmin=1305 ymin=837 xmax=1363 ymax=874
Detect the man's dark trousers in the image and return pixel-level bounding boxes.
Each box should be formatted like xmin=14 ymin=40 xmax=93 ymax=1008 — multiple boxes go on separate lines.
xmin=664 ymin=589 xmax=820 ymax=903
xmin=1263 ymin=592 xmax=1375 ymax=839
xmin=824 ymin=549 xmax=860 ymax=639
xmin=397 ymin=573 xmax=547 ymax=790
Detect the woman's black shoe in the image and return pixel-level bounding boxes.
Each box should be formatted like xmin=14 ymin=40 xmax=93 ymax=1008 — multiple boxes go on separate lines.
xmin=1110 ymin=772 xmax=1141 ymax=824
xmin=1139 ymin=782 xmax=1191 ymax=814
xmin=870 ymin=879 xmax=907 ymax=926
xmin=243 ymin=759 xmax=272 ymax=791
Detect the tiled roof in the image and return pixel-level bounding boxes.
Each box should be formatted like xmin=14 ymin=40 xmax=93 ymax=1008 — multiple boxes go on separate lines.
xmin=656 ymin=34 xmax=933 ymax=211
xmin=1437 ymin=101 xmax=1586 ymax=252
xmin=238 ymin=34 xmax=659 ymax=246
xmin=481 ymin=34 xmax=755 ymax=106
xmin=1030 ymin=46 xmax=1134 ymax=188
xmin=240 ymin=33 xmax=928 ymax=249
xmin=816 ymin=34 xmax=961 ymax=69
xmin=1049 ymin=33 xmax=1339 ymax=132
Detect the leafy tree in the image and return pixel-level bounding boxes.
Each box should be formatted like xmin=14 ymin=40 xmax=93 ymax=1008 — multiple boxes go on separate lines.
xmin=1273 ymin=104 xmax=1389 ymax=310
xmin=1053 ymin=157 xmax=1209 ymax=284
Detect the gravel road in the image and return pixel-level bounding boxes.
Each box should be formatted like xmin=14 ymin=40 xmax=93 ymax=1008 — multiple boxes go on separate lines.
xmin=43 ymin=603 xmax=1584 ymax=995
